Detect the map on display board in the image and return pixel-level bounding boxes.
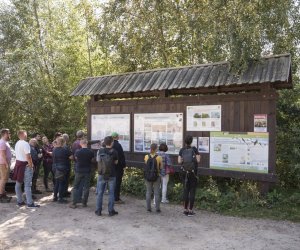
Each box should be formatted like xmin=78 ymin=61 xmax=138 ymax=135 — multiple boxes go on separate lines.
xmin=134 ymin=113 xmax=183 ymax=154
xmin=210 ymin=132 xmax=269 ymax=173
xmin=91 ymin=114 xmax=130 ymax=151
xmin=186 ymin=105 xmax=222 ymax=131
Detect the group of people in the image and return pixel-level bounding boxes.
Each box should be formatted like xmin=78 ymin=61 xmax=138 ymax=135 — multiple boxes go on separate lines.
xmin=0 ymin=127 xmax=200 ymax=217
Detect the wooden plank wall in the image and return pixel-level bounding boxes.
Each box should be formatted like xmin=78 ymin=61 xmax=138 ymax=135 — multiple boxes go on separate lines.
xmin=87 ymin=87 xmax=278 ymax=182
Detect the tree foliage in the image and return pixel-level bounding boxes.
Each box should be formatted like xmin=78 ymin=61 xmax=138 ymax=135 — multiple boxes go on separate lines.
xmin=0 ymin=0 xmax=299 ymax=186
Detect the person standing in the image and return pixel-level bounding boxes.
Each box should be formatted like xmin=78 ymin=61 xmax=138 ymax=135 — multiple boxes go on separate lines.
xmin=0 ymin=128 xmax=12 ymax=203
xmin=31 ymin=133 xmax=43 ymax=194
xmin=62 ymin=133 xmax=72 ymax=197
xmin=13 ymin=130 xmax=40 ymax=208
xmin=157 ymin=143 xmax=172 ymax=203
xmin=52 ymin=137 xmax=72 ymax=203
xmin=144 ymin=143 xmax=162 ymax=213
xmin=70 ymin=138 xmax=94 ymax=208
xmin=111 ymin=132 xmax=126 ymax=204
xmin=178 ymin=135 xmax=201 ymax=217
xmin=42 ymin=136 xmax=54 ymax=192
xmin=95 ymin=136 xmax=118 ymax=216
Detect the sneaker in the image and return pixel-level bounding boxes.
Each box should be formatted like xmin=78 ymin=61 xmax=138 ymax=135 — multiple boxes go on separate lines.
xmin=58 ymin=199 xmax=68 ymax=204
xmin=27 ymin=203 xmax=40 ymax=208
xmin=95 ymin=210 xmax=102 ymax=216
xmin=115 ymin=199 xmax=125 ymax=204
xmin=32 ymin=190 xmax=42 ymax=194
xmin=69 ymin=204 xmax=77 ymax=209
xmin=183 ymin=210 xmax=189 ymax=216
xmin=53 ymin=197 xmax=58 ymax=202
xmin=17 ymin=201 xmax=26 ymax=207
xmin=188 ymin=211 xmax=195 ymax=217
xmin=161 ymin=200 xmax=169 ymax=204
xmin=156 ymin=209 xmax=161 ymax=213
xmin=147 ymin=209 xmax=152 ymax=212
xmin=109 ymin=210 xmax=118 ymax=216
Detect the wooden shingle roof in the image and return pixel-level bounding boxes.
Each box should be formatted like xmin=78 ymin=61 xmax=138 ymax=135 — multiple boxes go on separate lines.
xmin=71 ymin=54 xmax=292 ymax=97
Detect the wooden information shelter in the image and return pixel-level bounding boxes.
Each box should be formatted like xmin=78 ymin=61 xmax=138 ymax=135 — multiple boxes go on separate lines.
xmin=71 ymin=54 xmax=292 ymax=192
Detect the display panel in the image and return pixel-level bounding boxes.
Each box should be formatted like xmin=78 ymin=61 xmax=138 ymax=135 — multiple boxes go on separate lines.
xmin=210 ymin=132 xmax=269 ymax=173
xmin=91 ymin=114 xmax=130 ymax=151
xmin=187 ymin=105 xmax=222 ymax=131
xmin=198 ymin=137 xmax=210 ymax=153
xmin=254 ymin=114 xmax=267 ymax=132
xmin=134 ymin=113 xmax=183 ymax=154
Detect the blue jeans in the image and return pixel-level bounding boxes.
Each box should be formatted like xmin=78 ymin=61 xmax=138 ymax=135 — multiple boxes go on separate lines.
xmin=72 ymin=172 xmax=91 ymax=205
xmin=15 ymin=166 xmax=33 ymax=205
xmin=96 ymin=176 xmax=116 ymax=213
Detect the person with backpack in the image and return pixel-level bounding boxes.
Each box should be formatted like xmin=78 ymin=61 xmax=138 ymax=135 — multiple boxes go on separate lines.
xmin=144 ymin=143 xmax=163 ymax=213
xmin=178 ymin=135 xmax=201 ymax=217
xmin=95 ymin=136 xmax=119 ymax=216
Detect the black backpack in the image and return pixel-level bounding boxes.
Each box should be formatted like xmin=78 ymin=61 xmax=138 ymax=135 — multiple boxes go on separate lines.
xmin=182 ymin=148 xmax=196 ymax=172
xmin=97 ymin=149 xmax=113 ymax=181
xmin=144 ymin=155 xmax=159 ymax=182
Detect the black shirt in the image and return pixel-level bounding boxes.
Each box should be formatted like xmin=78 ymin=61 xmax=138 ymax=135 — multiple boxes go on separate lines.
xmin=98 ymin=147 xmax=118 ymax=177
xmin=75 ymin=148 xmax=94 ymax=173
xmin=112 ymin=140 xmax=126 ymax=170
xmin=53 ymin=147 xmax=72 ymax=170
xmin=179 ymin=146 xmax=200 ymax=174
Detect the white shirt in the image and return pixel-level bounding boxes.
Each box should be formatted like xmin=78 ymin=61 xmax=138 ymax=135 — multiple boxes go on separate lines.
xmin=15 ymin=140 xmax=31 ymax=162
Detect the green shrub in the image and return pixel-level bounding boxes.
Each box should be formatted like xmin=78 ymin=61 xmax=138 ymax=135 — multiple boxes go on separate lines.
xmin=122 ymin=167 xmax=146 ymax=198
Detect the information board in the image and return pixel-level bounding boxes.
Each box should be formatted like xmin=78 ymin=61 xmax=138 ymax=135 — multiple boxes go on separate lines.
xmin=91 ymin=114 xmax=130 ymax=151
xmin=210 ymin=132 xmax=269 ymax=173
xmin=134 ymin=113 xmax=183 ymax=154
xmin=187 ymin=105 xmax=222 ymax=131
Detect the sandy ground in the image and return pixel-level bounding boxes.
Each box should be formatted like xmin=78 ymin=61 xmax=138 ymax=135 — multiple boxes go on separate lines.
xmin=0 ymin=183 xmax=300 ymax=250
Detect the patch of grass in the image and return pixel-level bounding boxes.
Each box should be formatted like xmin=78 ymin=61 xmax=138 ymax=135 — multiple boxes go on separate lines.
xmin=122 ymin=168 xmax=300 ymax=222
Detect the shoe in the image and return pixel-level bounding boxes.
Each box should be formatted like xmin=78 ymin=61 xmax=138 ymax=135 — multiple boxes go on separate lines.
xmin=32 ymin=190 xmax=42 ymax=194
xmin=27 ymin=203 xmax=40 ymax=208
xmin=95 ymin=210 xmax=102 ymax=216
xmin=82 ymin=203 xmax=87 ymax=207
xmin=115 ymin=199 xmax=125 ymax=204
xmin=0 ymin=196 xmax=12 ymax=203
xmin=156 ymin=209 xmax=161 ymax=213
xmin=188 ymin=211 xmax=195 ymax=217
xmin=53 ymin=197 xmax=58 ymax=202
xmin=183 ymin=210 xmax=189 ymax=216
xmin=58 ymin=199 xmax=68 ymax=204
xmin=17 ymin=201 xmax=26 ymax=207
xmin=69 ymin=204 xmax=77 ymax=209
xmin=147 ymin=209 xmax=152 ymax=212
xmin=161 ymin=200 xmax=169 ymax=204
xmin=109 ymin=210 xmax=118 ymax=216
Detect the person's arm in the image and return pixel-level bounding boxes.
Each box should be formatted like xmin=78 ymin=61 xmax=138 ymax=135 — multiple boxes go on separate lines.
xmin=194 ymin=147 xmax=201 ymax=163
xmin=0 ymin=150 xmax=8 ymax=168
xmin=144 ymin=154 xmax=149 ymax=164
xmin=26 ymin=154 xmax=34 ymax=168
xmin=178 ymin=156 xmax=183 ymax=164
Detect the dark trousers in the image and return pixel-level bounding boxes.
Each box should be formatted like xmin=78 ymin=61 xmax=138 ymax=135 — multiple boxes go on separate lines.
xmin=43 ymin=162 xmax=55 ymax=189
xmin=54 ymin=176 xmax=66 ymax=200
xmin=32 ymin=161 xmax=41 ymax=191
xmin=64 ymin=168 xmax=71 ymax=195
xmin=183 ymin=172 xmax=197 ymax=210
xmin=72 ymin=172 xmax=91 ymax=205
xmin=115 ymin=168 xmax=124 ymax=201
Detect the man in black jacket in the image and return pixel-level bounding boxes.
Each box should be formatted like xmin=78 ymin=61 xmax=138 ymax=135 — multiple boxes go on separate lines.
xmin=111 ymin=132 xmax=126 ymax=203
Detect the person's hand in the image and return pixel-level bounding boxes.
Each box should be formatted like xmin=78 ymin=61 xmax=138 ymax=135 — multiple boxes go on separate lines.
xmin=38 ymin=153 xmax=43 ymax=158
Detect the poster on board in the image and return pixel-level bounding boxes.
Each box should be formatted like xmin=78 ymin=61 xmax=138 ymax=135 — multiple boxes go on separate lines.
xmin=210 ymin=132 xmax=269 ymax=173
xmin=134 ymin=113 xmax=183 ymax=154
xmin=198 ymin=137 xmax=210 ymax=153
xmin=91 ymin=114 xmax=130 ymax=151
xmin=254 ymin=114 xmax=267 ymax=132
xmin=186 ymin=105 xmax=222 ymax=131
